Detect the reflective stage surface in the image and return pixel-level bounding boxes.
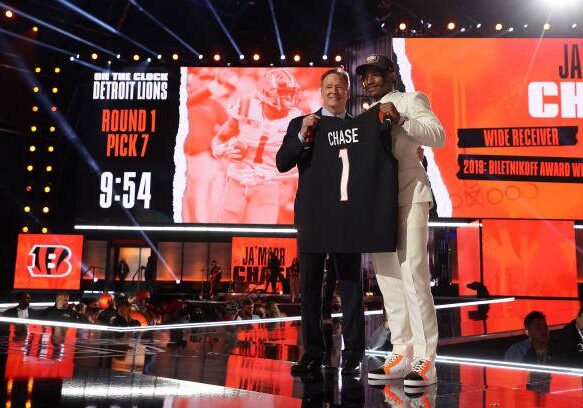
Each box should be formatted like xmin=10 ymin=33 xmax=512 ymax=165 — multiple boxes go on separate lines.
xmin=1 ymin=298 xmax=582 ymax=407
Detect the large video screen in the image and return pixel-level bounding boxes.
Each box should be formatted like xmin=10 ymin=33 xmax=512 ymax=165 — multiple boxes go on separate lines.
xmin=395 ymin=37 xmax=583 ymax=219
xmin=75 ymin=38 xmax=583 ymax=224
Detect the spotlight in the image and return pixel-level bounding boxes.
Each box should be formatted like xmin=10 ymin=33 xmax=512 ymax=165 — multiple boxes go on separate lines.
xmin=309 ymin=62 xmax=314 ymax=66
xmin=157 ymin=54 xmax=162 ymax=60
xmin=116 ymin=54 xmax=121 ymax=59
xmin=495 ymin=23 xmax=503 ymax=31
xmin=41 ymin=227 xmax=48 ymax=234
xmin=34 ymin=67 xmax=41 ymax=73
xmin=29 ymin=145 xmax=36 ymax=152
xmin=427 ymin=23 xmax=432 ymax=29
xmin=5 ymin=10 xmax=13 ymax=18
xmin=76 ymin=54 xmax=80 ymax=59
xmin=26 ymin=185 xmax=32 ymax=192
xmin=147 ymin=57 xmax=151 ymax=62
xmin=477 ymin=23 xmax=482 ymax=28
xmin=133 ymin=54 xmax=140 ymax=61
xmin=447 ymin=22 xmax=456 ymax=30
xmin=44 ymin=186 xmax=51 ymax=193
xmin=399 ymin=22 xmax=407 ymax=31
xmin=213 ymin=53 xmax=221 ymax=62
xmin=69 ymin=56 xmax=75 ymax=61
xmin=22 ymin=226 xmax=29 ymax=233
xmin=91 ymin=53 xmax=98 ymax=60
xmin=32 ymin=106 xmax=38 ymax=112
xmin=42 ymin=206 xmax=49 ymax=214
xmin=524 ymin=24 xmax=529 ymax=28
xmin=33 ymin=86 xmax=39 ymax=93
xmin=280 ymin=54 xmax=286 ymax=60
xmin=51 ymin=106 xmax=57 ymax=112
xmin=460 ymin=27 xmax=466 ymax=32
xmin=30 ymin=126 xmax=37 ymax=132
xmin=51 ymin=87 xmax=58 ymax=93
xmin=48 ymin=146 xmax=54 ymax=152
xmin=573 ymin=23 xmax=578 ymax=28
xmin=26 ymin=165 xmax=33 ymax=171
xmin=172 ymin=53 xmax=179 ymax=61
xmin=252 ymin=53 xmax=260 ymax=61
xmin=334 ymin=55 xmax=342 ymax=62
xmin=508 ymin=27 xmax=514 ymax=32
xmin=293 ymin=54 xmax=300 ymax=62
xmin=32 ymin=26 xmax=38 ymax=32
xmin=543 ymin=23 xmax=551 ymax=30
xmin=176 ymin=279 xmax=181 ymax=284
xmin=24 ymin=206 xmax=31 ymax=213
xmin=239 ymin=54 xmax=245 ymax=60
xmin=54 ymin=67 xmax=60 ymax=73
xmin=107 ymin=60 xmax=111 ymax=65
xmin=49 ymin=126 xmax=56 ymax=132
xmin=198 ymin=54 xmax=203 ymax=60
xmin=46 ymin=165 xmax=53 ymax=172
xmin=322 ymin=55 xmax=328 ymax=60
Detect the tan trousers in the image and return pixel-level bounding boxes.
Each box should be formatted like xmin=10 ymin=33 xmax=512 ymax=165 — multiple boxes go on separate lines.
xmin=372 ymin=202 xmax=438 ymax=359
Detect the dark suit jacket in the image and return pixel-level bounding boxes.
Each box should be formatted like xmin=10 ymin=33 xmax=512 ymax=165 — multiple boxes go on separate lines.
xmin=3 ymin=306 xmax=37 ymax=319
xmin=276 ymin=109 xmax=351 ymax=229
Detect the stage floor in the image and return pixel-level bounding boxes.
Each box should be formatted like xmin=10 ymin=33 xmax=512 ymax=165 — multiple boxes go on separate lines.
xmin=0 ymin=298 xmax=582 ymax=407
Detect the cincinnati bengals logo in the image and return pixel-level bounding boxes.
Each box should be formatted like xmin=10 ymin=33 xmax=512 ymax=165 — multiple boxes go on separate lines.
xmin=27 ymin=245 xmax=73 ymax=278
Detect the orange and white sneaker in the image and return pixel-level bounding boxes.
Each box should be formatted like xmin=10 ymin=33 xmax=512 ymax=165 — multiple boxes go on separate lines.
xmin=403 ymin=357 xmax=437 ymax=387
xmin=367 ymin=353 xmax=412 ymax=381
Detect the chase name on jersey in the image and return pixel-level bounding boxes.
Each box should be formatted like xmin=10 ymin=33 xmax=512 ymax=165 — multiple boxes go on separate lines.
xmin=328 ymin=128 xmax=359 ymax=146
xmin=92 ymin=72 xmax=168 ymax=100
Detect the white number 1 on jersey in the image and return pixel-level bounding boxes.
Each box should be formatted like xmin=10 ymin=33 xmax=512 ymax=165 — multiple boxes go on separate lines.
xmin=338 ymin=148 xmax=350 ymax=202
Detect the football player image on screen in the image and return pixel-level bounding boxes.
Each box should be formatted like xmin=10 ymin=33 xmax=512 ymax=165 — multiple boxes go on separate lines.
xmin=210 ymin=68 xmax=302 ymax=224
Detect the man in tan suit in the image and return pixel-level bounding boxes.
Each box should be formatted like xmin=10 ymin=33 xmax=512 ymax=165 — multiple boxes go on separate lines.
xmin=357 ymin=55 xmax=445 ymax=387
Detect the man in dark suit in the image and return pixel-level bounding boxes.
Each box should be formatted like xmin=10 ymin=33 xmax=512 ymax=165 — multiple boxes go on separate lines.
xmin=3 ymin=292 xmax=34 ymax=319
xmin=276 ymin=68 xmax=364 ymax=376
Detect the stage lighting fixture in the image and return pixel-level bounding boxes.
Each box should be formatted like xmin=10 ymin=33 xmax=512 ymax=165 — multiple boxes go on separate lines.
xmin=447 ymin=22 xmax=456 ymax=30
xmin=48 ymin=146 xmax=54 ymax=152
xmin=69 ymin=56 xmax=75 ymax=61
xmin=157 ymin=54 xmax=162 ymax=60
xmin=293 ymin=54 xmax=300 ymax=62
xmin=54 ymin=67 xmax=60 ymax=73
xmin=22 ymin=226 xmax=29 ymax=233
xmin=49 ymin=126 xmax=56 ymax=132
xmin=253 ymin=53 xmax=260 ymax=61
xmin=213 ymin=54 xmax=221 ymax=62
xmin=573 ymin=23 xmax=578 ymax=28
xmin=41 ymin=227 xmax=48 ymax=234
xmin=239 ymin=54 xmax=245 ymax=60
xmin=5 ymin=10 xmax=13 ymax=18
xmin=176 ymin=279 xmax=181 ymax=284
xmin=116 ymin=54 xmax=121 ymax=59
xmin=107 ymin=60 xmax=111 ymax=65
xmin=508 ymin=27 xmax=514 ymax=32
xmin=34 ymin=67 xmax=41 ymax=73
xmin=322 ymin=55 xmax=328 ymax=60
xmin=309 ymin=62 xmax=314 ymax=66
xmin=543 ymin=23 xmax=551 ymax=30
xmin=133 ymin=54 xmax=140 ymax=61
xmin=280 ymin=54 xmax=286 ymax=60
xmin=524 ymin=24 xmax=529 ymax=28
xmin=32 ymin=26 xmax=38 ymax=32
xmin=26 ymin=165 xmax=33 ymax=171
xmin=399 ymin=22 xmax=407 ymax=31
xmin=495 ymin=23 xmax=503 ymax=31
xmin=477 ymin=23 xmax=482 ymax=28
xmin=44 ymin=186 xmax=51 ymax=193
xmin=32 ymin=106 xmax=38 ymax=112
xmin=29 ymin=146 xmax=36 ymax=152
xmin=427 ymin=23 xmax=432 ymax=28
xmin=42 ymin=207 xmax=49 ymax=214
xmin=91 ymin=53 xmax=98 ymax=60
xmin=26 ymin=185 xmax=32 ymax=192
xmin=147 ymin=57 xmax=151 ymax=62
xmin=30 ymin=126 xmax=37 ymax=132
xmin=24 ymin=206 xmax=31 ymax=213
xmin=51 ymin=106 xmax=57 ymax=112
xmin=460 ymin=27 xmax=466 ymax=32
xmin=51 ymin=87 xmax=58 ymax=93
xmin=33 ymin=86 xmax=39 ymax=93
xmin=76 ymin=54 xmax=80 ymax=58
xmin=172 ymin=53 xmax=179 ymax=60
xmin=334 ymin=55 xmax=341 ymax=62
xmin=198 ymin=54 xmax=203 ymax=60
xmin=46 ymin=165 xmax=53 ymax=172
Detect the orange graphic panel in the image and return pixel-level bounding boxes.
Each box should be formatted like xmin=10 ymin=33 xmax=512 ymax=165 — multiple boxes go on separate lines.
xmin=14 ymin=234 xmax=84 ymax=290
xmin=481 ymin=219 xmax=576 ymax=297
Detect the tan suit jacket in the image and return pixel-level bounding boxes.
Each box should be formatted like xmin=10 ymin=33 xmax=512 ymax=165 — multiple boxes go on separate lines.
xmin=373 ymin=91 xmax=445 ymax=206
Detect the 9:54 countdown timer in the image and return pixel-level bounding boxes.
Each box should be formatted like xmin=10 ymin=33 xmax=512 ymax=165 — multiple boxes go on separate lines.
xmin=99 ymin=171 xmax=152 ymax=209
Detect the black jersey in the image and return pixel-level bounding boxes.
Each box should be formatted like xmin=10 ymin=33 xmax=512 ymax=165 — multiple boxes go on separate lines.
xmin=297 ymin=105 xmax=397 ymax=253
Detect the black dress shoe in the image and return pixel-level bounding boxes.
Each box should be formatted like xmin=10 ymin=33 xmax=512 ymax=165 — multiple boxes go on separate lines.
xmin=291 ymin=354 xmax=322 ymax=376
xmin=341 ymin=358 xmax=361 ymax=376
